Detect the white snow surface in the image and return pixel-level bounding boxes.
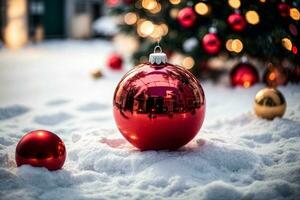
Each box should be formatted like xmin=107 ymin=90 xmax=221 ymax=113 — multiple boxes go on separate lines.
xmin=0 ymin=40 xmax=300 ymax=200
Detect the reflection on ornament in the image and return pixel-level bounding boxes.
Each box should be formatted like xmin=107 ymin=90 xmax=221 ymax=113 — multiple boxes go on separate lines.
xmin=254 ymin=88 xmax=286 ymax=120
xmin=245 ymin=10 xmax=260 ymax=25
xmin=113 ymin=48 xmax=205 ymax=150
xmin=15 ymin=130 xmax=66 ymax=171
xmin=230 ymin=62 xmax=259 ymax=88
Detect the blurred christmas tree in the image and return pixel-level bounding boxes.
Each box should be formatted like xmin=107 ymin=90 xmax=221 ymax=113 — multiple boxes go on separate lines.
xmin=107 ymin=0 xmax=299 ymax=83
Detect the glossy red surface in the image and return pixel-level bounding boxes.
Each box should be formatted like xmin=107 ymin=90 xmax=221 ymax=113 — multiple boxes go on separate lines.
xmin=178 ymin=7 xmax=196 ymax=28
xmin=107 ymin=54 xmax=123 ymax=70
xmin=202 ymin=33 xmax=221 ymax=55
xmin=113 ymin=62 xmax=206 ymax=150
xmin=230 ymin=62 xmax=259 ymax=88
xmin=227 ymin=13 xmax=246 ymax=32
xmin=15 ymin=130 xmax=66 ymax=171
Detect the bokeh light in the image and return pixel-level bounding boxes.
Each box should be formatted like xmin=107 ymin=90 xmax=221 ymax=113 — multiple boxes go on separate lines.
xmin=124 ymin=12 xmax=138 ymax=25
xmin=228 ymin=0 xmax=241 ymax=9
xmin=281 ymin=38 xmax=292 ymax=51
xmin=290 ymin=8 xmax=300 ymax=21
xmin=169 ymin=0 xmax=181 ymax=5
xmin=195 ymin=2 xmax=209 ymax=16
xmin=182 ymin=56 xmax=195 ymax=69
xmin=245 ymin=10 xmax=260 ymax=25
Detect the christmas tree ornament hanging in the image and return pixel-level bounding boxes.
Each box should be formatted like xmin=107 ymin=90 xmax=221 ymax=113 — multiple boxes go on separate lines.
xmin=107 ymin=53 xmax=123 ymax=70
xmin=113 ymin=45 xmax=206 ymax=150
xmin=178 ymin=7 xmax=197 ymax=28
xmin=230 ymin=61 xmax=259 ymax=88
xmin=227 ymin=12 xmax=246 ymax=32
xmin=254 ymin=88 xmax=286 ymax=120
xmin=277 ymin=2 xmax=290 ymax=17
xmin=263 ymin=64 xmax=287 ymax=87
xmin=202 ymin=31 xmax=222 ymax=55
xmin=15 ymin=130 xmax=66 ymax=171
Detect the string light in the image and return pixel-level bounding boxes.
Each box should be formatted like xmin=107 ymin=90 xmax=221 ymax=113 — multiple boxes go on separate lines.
xmin=245 ymin=10 xmax=260 ymax=25
xmin=142 ymin=0 xmax=157 ymax=10
xmin=182 ymin=56 xmax=195 ymax=69
xmin=232 ymin=39 xmax=243 ymax=53
xmin=170 ymin=8 xmax=179 ymax=19
xmin=195 ymin=2 xmax=209 ymax=16
xmin=124 ymin=12 xmax=138 ymax=25
xmin=226 ymin=39 xmax=233 ymax=51
xmin=292 ymin=46 xmax=298 ymax=54
xmin=140 ymin=20 xmax=154 ymax=36
xmin=290 ymin=8 xmax=300 ymax=21
xmin=226 ymin=39 xmax=243 ymax=53
xmin=149 ymin=2 xmax=161 ymax=14
xmin=169 ymin=0 xmax=181 ymax=5
xmin=228 ymin=0 xmax=241 ymax=9
xmin=281 ymin=38 xmax=292 ymax=51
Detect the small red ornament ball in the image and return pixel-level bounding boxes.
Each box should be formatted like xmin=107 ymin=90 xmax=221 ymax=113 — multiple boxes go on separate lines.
xmin=15 ymin=130 xmax=66 ymax=171
xmin=227 ymin=13 xmax=246 ymax=32
xmin=202 ymin=33 xmax=221 ymax=55
xmin=277 ymin=2 xmax=290 ymax=17
xmin=113 ymin=60 xmax=205 ymax=150
xmin=178 ymin=7 xmax=197 ymax=28
xmin=230 ymin=62 xmax=259 ymax=88
xmin=107 ymin=54 xmax=123 ymax=70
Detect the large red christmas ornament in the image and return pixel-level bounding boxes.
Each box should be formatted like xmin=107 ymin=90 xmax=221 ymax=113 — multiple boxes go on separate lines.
xmin=113 ymin=46 xmax=205 ymax=150
xmin=178 ymin=7 xmax=197 ymax=28
xmin=227 ymin=13 xmax=246 ymax=32
xmin=230 ymin=62 xmax=259 ymax=88
xmin=277 ymin=2 xmax=290 ymax=17
xmin=202 ymin=33 xmax=221 ymax=55
xmin=15 ymin=130 xmax=66 ymax=171
xmin=107 ymin=53 xmax=123 ymax=70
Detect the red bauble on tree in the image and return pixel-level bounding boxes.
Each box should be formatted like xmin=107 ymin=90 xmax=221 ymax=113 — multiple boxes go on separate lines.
xmin=178 ymin=7 xmax=197 ymax=28
xmin=230 ymin=61 xmax=259 ymax=88
xmin=277 ymin=2 xmax=290 ymax=17
xmin=113 ymin=46 xmax=205 ymax=150
xmin=107 ymin=53 xmax=123 ymax=70
xmin=15 ymin=130 xmax=66 ymax=171
xmin=202 ymin=33 xmax=222 ymax=55
xmin=227 ymin=13 xmax=246 ymax=32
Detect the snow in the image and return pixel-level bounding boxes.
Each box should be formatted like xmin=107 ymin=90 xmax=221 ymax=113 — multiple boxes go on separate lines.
xmin=0 ymin=40 xmax=300 ymax=200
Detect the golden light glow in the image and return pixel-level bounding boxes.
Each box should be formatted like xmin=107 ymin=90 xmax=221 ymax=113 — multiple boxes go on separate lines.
xmin=243 ymin=81 xmax=251 ymax=88
xmin=169 ymin=0 xmax=181 ymax=5
xmin=259 ymin=0 xmax=266 ymax=3
xmin=269 ymin=72 xmax=276 ymax=81
xmin=195 ymin=2 xmax=209 ymax=16
xmin=142 ymin=0 xmax=157 ymax=10
xmin=231 ymin=39 xmax=243 ymax=53
xmin=245 ymin=10 xmax=260 ymax=25
xmin=4 ymin=0 xmax=28 ymax=49
xmin=226 ymin=39 xmax=233 ymax=51
xmin=160 ymin=24 xmax=169 ymax=36
xmin=281 ymin=38 xmax=292 ymax=51
xmin=182 ymin=56 xmax=195 ymax=69
xmin=124 ymin=12 xmax=138 ymax=25
xmin=228 ymin=0 xmax=241 ymax=9
xmin=150 ymin=24 xmax=163 ymax=39
xmin=140 ymin=20 xmax=154 ymax=36
xmin=290 ymin=8 xmax=300 ymax=21
xmin=170 ymin=8 xmax=179 ymax=19
xmin=149 ymin=2 xmax=161 ymax=14
xmin=226 ymin=39 xmax=243 ymax=53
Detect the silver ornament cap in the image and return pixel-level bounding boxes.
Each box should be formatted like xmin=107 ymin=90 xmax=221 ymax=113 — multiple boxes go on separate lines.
xmin=149 ymin=45 xmax=167 ymax=65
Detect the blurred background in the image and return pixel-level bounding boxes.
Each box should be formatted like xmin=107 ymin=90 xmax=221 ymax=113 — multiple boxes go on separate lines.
xmin=0 ymin=0 xmax=299 ymax=87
